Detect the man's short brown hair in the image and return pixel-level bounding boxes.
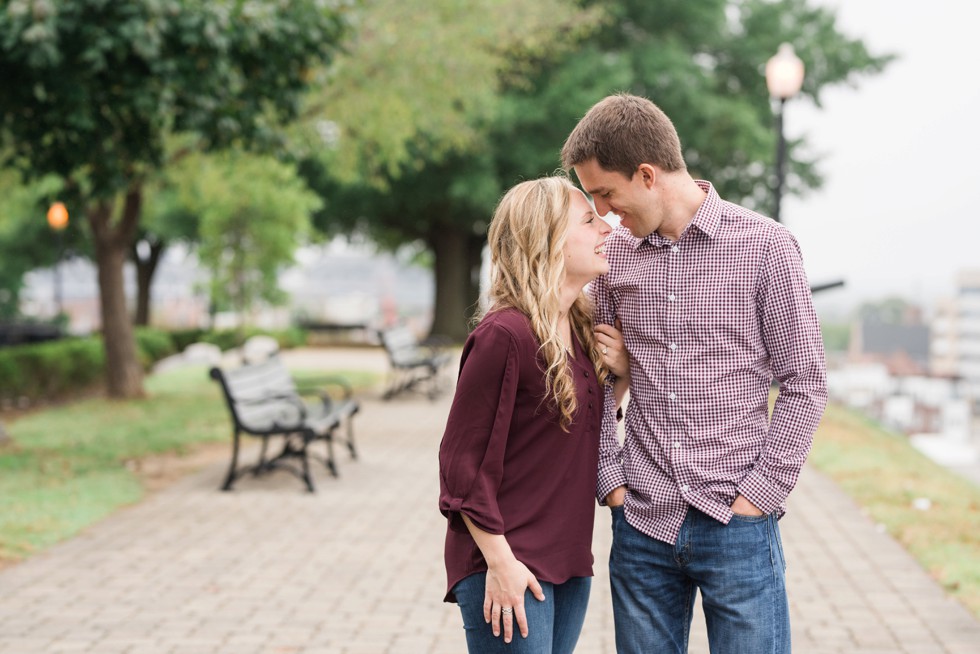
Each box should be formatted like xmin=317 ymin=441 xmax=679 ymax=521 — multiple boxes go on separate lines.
xmin=561 ymin=93 xmax=685 ymax=177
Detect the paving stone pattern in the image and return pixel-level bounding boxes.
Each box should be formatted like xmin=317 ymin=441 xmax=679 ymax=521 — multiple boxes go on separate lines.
xmin=1 ymin=348 xmax=977 ymax=653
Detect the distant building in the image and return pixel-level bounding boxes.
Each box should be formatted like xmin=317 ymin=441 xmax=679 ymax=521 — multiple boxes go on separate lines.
xmin=931 ymin=270 xmax=980 ymax=392
xmin=848 ymin=317 xmax=930 ymax=376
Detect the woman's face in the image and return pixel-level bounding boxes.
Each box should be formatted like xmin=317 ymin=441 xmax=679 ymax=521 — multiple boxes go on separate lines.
xmin=562 ymin=190 xmax=612 ymax=287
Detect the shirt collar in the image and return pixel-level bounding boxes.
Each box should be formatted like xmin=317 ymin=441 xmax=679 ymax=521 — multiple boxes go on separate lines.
xmin=634 ymin=180 xmax=722 ymax=249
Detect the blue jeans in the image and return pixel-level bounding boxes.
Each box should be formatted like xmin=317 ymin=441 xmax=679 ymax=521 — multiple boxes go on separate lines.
xmin=609 ymin=505 xmax=790 ymax=654
xmin=452 ymin=572 xmax=591 ymax=653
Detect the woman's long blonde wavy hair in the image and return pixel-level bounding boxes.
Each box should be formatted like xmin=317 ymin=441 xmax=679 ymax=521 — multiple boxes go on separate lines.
xmin=482 ymin=176 xmax=609 ymax=431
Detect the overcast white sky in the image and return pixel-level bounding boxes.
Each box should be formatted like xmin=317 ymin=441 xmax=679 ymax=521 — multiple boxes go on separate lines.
xmin=782 ymin=0 xmax=980 ymax=318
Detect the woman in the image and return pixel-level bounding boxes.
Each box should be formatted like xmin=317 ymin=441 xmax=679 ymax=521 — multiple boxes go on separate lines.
xmin=438 ymin=176 xmax=629 ymax=653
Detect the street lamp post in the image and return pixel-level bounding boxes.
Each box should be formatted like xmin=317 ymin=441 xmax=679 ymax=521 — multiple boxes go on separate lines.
xmin=765 ymin=43 xmax=805 ymax=223
xmin=46 ymin=201 xmax=69 ymax=318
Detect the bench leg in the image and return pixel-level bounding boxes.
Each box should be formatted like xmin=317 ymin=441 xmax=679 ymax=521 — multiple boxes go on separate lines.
xmin=300 ymin=441 xmax=316 ymax=493
xmin=251 ymin=436 xmax=273 ymax=477
xmin=324 ymin=434 xmax=339 ymax=477
xmin=220 ymin=430 xmax=242 ymax=491
xmin=382 ymin=369 xmax=403 ymax=400
xmin=345 ymin=419 xmax=357 ymax=460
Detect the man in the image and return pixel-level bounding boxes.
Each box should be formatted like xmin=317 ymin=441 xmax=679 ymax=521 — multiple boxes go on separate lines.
xmin=562 ymin=93 xmax=827 ymax=653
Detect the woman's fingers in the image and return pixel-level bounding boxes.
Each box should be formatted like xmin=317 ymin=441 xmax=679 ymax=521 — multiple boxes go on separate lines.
xmin=515 ymin=603 xmax=529 ymax=639
xmin=528 ymin=575 xmax=545 ymax=601
xmin=502 ymin=605 xmax=514 ymax=643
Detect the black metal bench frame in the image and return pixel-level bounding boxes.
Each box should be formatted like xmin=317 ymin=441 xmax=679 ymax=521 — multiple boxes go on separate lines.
xmin=379 ymin=326 xmax=452 ymax=400
xmin=209 ymin=357 xmax=359 ymax=492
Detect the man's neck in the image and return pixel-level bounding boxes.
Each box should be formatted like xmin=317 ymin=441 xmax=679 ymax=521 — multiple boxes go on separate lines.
xmin=657 ymin=174 xmax=708 ymax=242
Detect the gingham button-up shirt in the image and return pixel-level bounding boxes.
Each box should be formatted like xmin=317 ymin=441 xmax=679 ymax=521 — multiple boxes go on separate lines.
xmin=591 ymin=180 xmax=827 ymax=545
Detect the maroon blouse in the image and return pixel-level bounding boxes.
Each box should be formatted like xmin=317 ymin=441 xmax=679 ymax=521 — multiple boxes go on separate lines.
xmin=438 ymin=308 xmax=603 ymax=602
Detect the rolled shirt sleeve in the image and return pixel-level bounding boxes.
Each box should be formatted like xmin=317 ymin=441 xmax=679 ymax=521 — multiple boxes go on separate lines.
xmin=438 ymin=323 xmax=519 ymax=534
xmin=738 ymin=226 xmax=829 ymax=514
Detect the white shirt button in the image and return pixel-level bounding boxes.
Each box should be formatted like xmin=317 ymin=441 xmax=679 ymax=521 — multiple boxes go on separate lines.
xmin=671 ymin=246 xmax=680 ymax=253
xmin=669 ymin=342 xmax=677 ymax=351
xmin=681 ymin=484 xmax=690 ymax=492
xmin=668 ymin=293 xmax=676 ymax=301
xmin=673 ymin=441 xmax=681 ymax=448
xmin=668 ymin=392 xmax=676 ymax=401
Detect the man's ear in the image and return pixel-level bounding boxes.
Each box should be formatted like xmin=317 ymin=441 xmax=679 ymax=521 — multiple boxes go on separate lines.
xmin=637 ymin=163 xmax=657 ymax=189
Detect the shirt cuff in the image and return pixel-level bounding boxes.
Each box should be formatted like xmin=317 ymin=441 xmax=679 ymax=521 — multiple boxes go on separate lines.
xmin=737 ymin=468 xmax=788 ymax=515
xmin=596 ymin=462 xmax=627 ymax=506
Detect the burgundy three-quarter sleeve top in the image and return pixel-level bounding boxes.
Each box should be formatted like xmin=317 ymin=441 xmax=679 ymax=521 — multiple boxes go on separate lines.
xmin=438 ymin=307 xmax=603 ymax=602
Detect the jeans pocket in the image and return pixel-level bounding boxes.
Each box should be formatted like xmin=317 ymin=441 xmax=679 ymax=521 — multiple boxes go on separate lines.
xmin=729 ymin=512 xmax=768 ymax=524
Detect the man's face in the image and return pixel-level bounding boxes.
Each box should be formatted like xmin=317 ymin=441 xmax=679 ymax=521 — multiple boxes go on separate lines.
xmin=573 ymin=158 xmax=660 ymax=238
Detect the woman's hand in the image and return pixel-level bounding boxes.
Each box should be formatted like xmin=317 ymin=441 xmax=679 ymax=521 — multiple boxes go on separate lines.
xmin=460 ymin=514 xmax=545 ymax=642
xmin=596 ymin=319 xmax=628 ymax=378
xmin=483 ymin=557 xmax=545 ymax=643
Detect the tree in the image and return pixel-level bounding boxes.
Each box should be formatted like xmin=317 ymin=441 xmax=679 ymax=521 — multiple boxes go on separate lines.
xmin=314 ymin=0 xmax=892 ymax=339
xmin=131 ymin=168 xmax=198 ymax=327
xmin=0 ymin=0 xmax=349 ymax=397
xmin=297 ymin=0 xmax=599 ymax=188
xmin=173 ymin=150 xmax=321 ymax=325
xmin=296 ymin=0 xmax=599 ymax=338
xmin=0 ymin=165 xmax=81 ymax=319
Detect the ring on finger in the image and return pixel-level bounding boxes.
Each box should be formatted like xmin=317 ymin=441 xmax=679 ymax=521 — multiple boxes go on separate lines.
xmin=602 ymin=346 xmax=608 ymax=355
xmin=501 ymin=607 xmax=513 ymax=615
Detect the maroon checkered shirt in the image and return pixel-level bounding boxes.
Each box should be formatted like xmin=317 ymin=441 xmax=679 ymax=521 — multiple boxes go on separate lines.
xmin=591 ymin=181 xmax=827 ymax=545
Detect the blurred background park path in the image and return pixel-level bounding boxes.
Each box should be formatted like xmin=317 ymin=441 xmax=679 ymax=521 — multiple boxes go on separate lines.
xmin=0 ymin=347 xmax=978 ymax=654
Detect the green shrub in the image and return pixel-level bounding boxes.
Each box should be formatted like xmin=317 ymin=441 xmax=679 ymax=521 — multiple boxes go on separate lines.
xmin=168 ymin=328 xmax=208 ymax=352
xmin=0 ymin=337 xmax=105 ymax=401
xmin=134 ymin=327 xmax=177 ymax=370
xmin=167 ymin=327 xmax=307 ymax=353
xmin=0 ymin=326 xmax=305 ymax=404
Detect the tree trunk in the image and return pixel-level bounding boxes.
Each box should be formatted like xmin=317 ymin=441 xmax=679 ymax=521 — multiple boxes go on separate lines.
xmin=466 ymin=235 xmax=485 ymax=315
xmin=88 ymin=189 xmax=145 ymax=399
xmin=133 ymin=238 xmax=165 ymax=327
xmin=429 ymin=226 xmax=476 ymax=341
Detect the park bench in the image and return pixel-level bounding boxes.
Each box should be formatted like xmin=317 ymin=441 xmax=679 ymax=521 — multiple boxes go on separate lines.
xmin=379 ymin=326 xmax=452 ymax=400
xmin=209 ymin=356 xmax=359 ymax=492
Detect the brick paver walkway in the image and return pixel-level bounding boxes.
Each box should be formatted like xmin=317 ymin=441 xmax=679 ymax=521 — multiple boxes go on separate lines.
xmin=1 ymin=348 xmax=978 ymax=653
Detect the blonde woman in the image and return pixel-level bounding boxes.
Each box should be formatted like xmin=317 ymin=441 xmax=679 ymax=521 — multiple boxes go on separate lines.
xmin=439 ymin=176 xmax=629 ymax=653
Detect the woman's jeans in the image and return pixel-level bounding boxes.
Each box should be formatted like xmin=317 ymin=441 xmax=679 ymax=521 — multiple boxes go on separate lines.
xmin=609 ymin=505 xmax=790 ymax=654
xmin=452 ymin=572 xmax=591 ymax=653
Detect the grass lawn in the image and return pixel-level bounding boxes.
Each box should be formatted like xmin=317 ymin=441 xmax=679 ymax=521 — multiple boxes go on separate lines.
xmin=0 ymin=363 xmax=378 ymax=564
xmin=809 ymin=403 xmax=980 ymax=617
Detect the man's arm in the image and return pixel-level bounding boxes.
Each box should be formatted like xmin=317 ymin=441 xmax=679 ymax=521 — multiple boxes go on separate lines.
xmin=589 ymin=274 xmax=627 ymax=506
xmin=737 ymin=226 xmax=829 ymax=514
